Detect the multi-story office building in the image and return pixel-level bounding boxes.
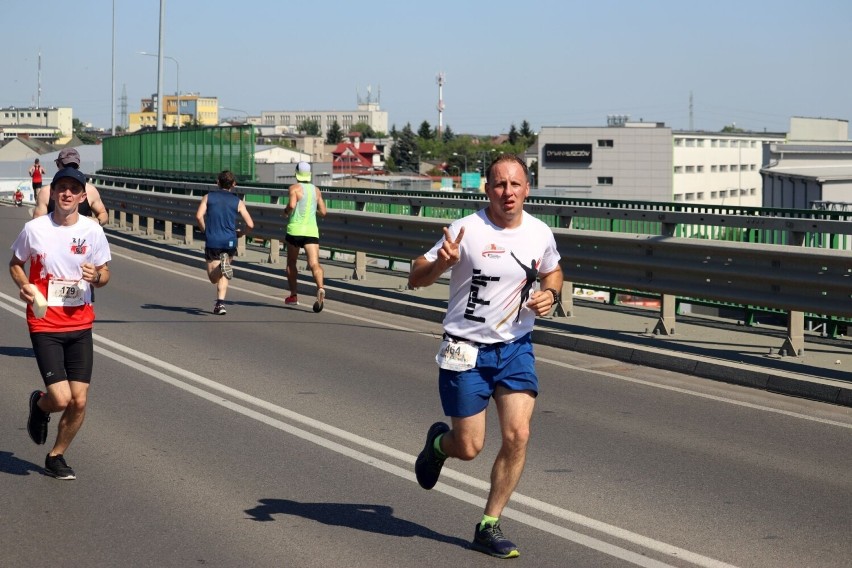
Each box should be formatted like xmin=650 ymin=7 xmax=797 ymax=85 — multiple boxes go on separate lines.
xmin=537 ymin=122 xmax=674 ymax=202
xmin=672 ymin=131 xmax=782 ymax=207
xmin=128 ymin=94 xmax=219 ymax=132
xmin=260 ymin=101 xmax=388 ymax=138
xmin=537 ymin=121 xmax=784 ymax=206
xmin=0 ymin=106 xmax=73 ymax=143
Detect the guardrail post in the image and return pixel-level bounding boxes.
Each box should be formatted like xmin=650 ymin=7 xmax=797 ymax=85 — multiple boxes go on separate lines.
xmin=267 ymin=238 xmax=281 ymax=263
xmin=132 ymin=213 xmax=140 ymax=232
xmin=108 ymin=209 xmax=115 ymax=226
xmin=779 ymin=310 xmax=804 ymax=357
xmin=237 ymin=235 xmax=245 ymax=256
xmin=789 ymin=230 xmax=806 ymax=246
xmin=119 ymin=210 xmax=127 ymax=229
xmin=353 ymin=251 xmax=367 ymax=280
xmin=146 ymin=217 xmax=155 ymax=236
xmin=164 ymin=220 xmax=173 ymax=241
xmin=184 ymin=223 xmax=193 ymax=246
xmin=652 ymin=294 xmax=677 ymax=335
xmin=552 ymin=282 xmax=572 ymax=318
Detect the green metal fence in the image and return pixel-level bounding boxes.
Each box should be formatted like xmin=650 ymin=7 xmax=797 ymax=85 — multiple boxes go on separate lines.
xmin=102 ymin=126 xmax=256 ymax=181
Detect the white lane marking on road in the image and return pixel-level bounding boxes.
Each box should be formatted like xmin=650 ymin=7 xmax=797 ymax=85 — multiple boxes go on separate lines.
xmin=0 ymin=291 xmax=738 ymax=568
xmin=91 ymin=336 xmax=735 ymax=568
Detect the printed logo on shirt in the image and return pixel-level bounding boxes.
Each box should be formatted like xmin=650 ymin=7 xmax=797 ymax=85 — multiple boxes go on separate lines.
xmin=481 ymin=243 xmax=506 ymax=258
xmin=70 ymin=238 xmax=88 ymax=255
xmin=466 ymin=252 xmax=544 ymax=329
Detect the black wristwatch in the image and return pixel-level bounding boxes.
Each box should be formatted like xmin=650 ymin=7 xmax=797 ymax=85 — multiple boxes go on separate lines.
xmin=544 ymin=287 xmax=560 ymax=303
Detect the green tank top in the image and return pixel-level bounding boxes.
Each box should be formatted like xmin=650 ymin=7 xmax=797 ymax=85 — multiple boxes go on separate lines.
xmin=286 ymin=183 xmax=319 ymax=238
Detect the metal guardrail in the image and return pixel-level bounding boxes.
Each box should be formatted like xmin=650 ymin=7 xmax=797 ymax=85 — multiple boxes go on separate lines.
xmin=96 ymin=178 xmax=852 ymax=357
xmin=92 ymin=173 xmax=852 ymax=243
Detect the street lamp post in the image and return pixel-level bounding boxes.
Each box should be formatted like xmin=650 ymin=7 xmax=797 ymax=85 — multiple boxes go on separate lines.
xmin=140 ymin=51 xmax=180 ymax=129
xmin=452 ymin=151 xmax=468 ymax=173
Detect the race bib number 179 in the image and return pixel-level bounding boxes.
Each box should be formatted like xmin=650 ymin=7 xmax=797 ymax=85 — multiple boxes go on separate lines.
xmin=46 ymin=278 xmax=86 ymax=307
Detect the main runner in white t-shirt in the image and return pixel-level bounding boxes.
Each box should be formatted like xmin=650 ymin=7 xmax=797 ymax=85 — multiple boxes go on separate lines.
xmin=10 ymin=167 xmax=112 ymax=480
xmin=409 ymin=154 xmax=564 ymax=559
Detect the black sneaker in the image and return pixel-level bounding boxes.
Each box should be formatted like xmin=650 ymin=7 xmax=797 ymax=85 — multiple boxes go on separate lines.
xmin=27 ymin=390 xmax=49 ymax=445
xmin=414 ymin=421 xmax=449 ymax=490
xmin=471 ymin=521 xmax=519 ymax=559
xmin=312 ymin=288 xmax=325 ymax=313
xmin=219 ymin=253 xmax=233 ymax=280
xmin=213 ymin=301 xmax=227 ymax=315
xmin=44 ymin=454 xmax=76 ymax=480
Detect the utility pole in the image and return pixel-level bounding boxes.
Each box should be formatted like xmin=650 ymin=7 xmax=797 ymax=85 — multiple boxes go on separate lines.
xmin=156 ymin=0 xmax=165 ymax=131
xmin=111 ymin=0 xmax=116 ymax=135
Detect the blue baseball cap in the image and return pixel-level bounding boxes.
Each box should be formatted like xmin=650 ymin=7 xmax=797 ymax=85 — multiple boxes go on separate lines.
xmin=52 ymin=167 xmax=87 ymax=188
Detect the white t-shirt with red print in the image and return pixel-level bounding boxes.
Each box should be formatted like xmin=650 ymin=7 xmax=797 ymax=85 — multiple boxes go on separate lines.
xmin=11 ymin=214 xmax=111 ymax=333
xmin=424 ymin=209 xmax=561 ymax=345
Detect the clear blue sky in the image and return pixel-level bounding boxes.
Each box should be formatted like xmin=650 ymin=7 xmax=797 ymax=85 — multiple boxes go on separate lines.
xmin=3 ymin=0 xmax=850 ymax=136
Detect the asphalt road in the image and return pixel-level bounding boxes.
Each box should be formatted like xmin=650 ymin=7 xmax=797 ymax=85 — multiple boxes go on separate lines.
xmin=1 ymin=205 xmax=850 ymax=568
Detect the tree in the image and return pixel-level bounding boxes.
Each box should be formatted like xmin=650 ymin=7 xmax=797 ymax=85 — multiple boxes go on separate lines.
xmin=442 ymin=125 xmax=455 ymax=143
xmin=389 ymin=123 xmax=418 ymax=172
xmin=72 ymin=118 xmax=99 ymax=144
xmin=417 ymin=121 xmax=433 ymax=140
xmin=351 ymin=121 xmax=376 ymax=139
xmin=721 ymin=123 xmax=745 ymax=133
xmin=519 ymin=120 xmax=533 ymax=139
xmin=297 ymin=119 xmax=321 ymax=136
xmin=508 ymin=123 xmax=519 ymax=145
xmin=326 ymin=120 xmax=344 ymax=144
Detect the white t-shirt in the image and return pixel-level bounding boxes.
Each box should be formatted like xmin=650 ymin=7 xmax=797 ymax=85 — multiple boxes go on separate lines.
xmin=424 ymin=209 xmax=561 ymax=345
xmin=11 ymin=213 xmax=111 ymax=333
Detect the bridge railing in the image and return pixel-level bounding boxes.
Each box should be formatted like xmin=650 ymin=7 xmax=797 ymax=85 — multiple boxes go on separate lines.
xmin=95 ymin=176 xmax=852 ymax=357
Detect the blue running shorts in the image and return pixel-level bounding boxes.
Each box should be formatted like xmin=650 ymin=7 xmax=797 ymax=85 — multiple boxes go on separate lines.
xmin=438 ymin=333 xmax=538 ymax=418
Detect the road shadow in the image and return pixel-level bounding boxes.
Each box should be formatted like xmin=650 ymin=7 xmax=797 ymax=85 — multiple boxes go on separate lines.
xmin=140 ymin=303 xmax=209 ymax=316
xmin=139 ymin=301 xmax=281 ymax=315
xmin=244 ymin=499 xmax=469 ymax=550
xmin=0 ymin=346 xmax=34 ymax=358
xmin=0 ymin=450 xmax=43 ymax=476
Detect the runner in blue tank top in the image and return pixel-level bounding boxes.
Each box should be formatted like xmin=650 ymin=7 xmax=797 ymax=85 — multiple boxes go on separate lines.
xmin=194 ymin=170 xmax=254 ymax=315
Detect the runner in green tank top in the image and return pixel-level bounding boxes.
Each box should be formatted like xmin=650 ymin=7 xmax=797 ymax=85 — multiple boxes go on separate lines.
xmin=284 ymin=162 xmax=327 ymax=312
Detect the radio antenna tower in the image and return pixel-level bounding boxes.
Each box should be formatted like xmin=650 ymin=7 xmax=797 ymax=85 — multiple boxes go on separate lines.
xmin=37 ymin=51 xmax=42 ymax=108
xmin=436 ymin=72 xmax=445 ymax=137
xmin=689 ymin=90 xmax=694 ymax=131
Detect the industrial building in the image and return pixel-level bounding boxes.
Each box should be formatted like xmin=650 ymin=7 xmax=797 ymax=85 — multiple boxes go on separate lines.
xmin=537 ymin=119 xmax=786 ymax=206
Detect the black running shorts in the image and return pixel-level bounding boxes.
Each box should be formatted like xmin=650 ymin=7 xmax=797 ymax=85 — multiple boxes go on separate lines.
xmin=30 ymin=329 xmax=94 ymax=385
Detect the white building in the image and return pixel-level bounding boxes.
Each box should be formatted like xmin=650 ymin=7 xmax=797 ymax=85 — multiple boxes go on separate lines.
xmin=537 ymin=121 xmax=784 ymax=206
xmin=0 ymin=106 xmax=73 ymax=143
xmin=672 ymin=131 xmax=781 ymax=207
xmin=261 ymin=101 xmax=388 ymax=138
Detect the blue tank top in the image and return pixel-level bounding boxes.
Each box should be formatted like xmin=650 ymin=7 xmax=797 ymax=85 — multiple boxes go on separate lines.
xmin=204 ymin=190 xmax=240 ymax=249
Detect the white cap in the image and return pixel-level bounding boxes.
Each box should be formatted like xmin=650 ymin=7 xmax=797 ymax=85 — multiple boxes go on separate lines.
xmin=295 ymin=161 xmax=311 ymax=182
